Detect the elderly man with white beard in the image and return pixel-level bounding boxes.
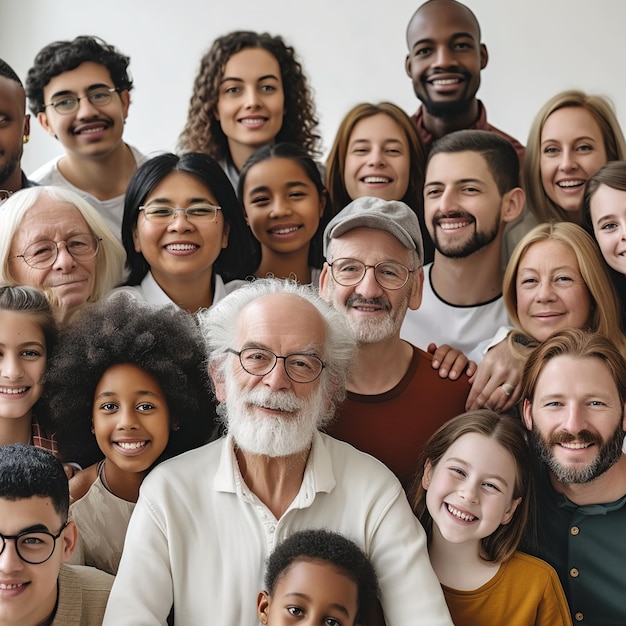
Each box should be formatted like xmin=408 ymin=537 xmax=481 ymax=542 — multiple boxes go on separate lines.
xmin=103 ymin=278 xmax=453 ymax=626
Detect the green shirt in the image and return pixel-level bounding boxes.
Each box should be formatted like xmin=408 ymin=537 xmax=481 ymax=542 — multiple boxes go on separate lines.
xmin=533 ymin=464 xmax=626 ymax=625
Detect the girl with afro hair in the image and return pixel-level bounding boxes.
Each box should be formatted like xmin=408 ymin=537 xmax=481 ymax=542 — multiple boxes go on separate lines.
xmin=42 ymin=294 xmax=216 ymax=574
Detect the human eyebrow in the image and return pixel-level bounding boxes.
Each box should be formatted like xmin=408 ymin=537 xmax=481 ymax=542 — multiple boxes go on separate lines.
xmin=49 ymin=83 xmax=111 ymax=99
xmin=447 ymin=457 xmax=509 ymax=488
xmin=284 ymin=593 xmax=350 ymax=617
xmin=11 ymin=523 xmax=51 ymax=534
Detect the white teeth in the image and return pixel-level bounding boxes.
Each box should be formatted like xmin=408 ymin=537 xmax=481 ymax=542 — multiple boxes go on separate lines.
xmin=0 ymin=387 xmax=27 ymax=395
xmin=0 ymin=583 xmax=24 ymax=589
xmin=447 ymin=504 xmax=477 ymax=521
xmin=440 ymin=222 xmax=469 ymax=230
xmin=240 ymin=118 xmax=266 ymax=126
xmin=561 ymin=442 xmax=591 ymax=450
xmin=272 ymin=226 xmax=299 ymax=235
xmin=432 ymin=78 xmax=460 ymax=85
xmin=165 ymin=244 xmax=197 ymax=251
xmin=363 ymin=176 xmax=391 ymax=184
xmin=116 ymin=441 xmax=147 ymax=450
xmin=79 ymin=126 xmax=105 ymax=134
xmin=557 ymin=180 xmax=585 ymax=188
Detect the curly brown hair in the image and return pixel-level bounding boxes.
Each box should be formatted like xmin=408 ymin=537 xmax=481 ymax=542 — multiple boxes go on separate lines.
xmin=178 ymin=31 xmax=320 ymax=162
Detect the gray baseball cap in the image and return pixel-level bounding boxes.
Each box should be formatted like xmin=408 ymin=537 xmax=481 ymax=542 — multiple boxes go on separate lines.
xmin=323 ymin=196 xmax=424 ymax=263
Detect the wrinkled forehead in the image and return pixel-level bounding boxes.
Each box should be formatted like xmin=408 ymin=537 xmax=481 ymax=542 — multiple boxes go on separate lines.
xmin=236 ymin=293 xmax=327 ymax=354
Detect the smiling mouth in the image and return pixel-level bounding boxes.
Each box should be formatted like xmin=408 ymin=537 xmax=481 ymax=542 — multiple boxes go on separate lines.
xmin=559 ymin=441 xmax=593 ymax=450
xmin=0 ymin=583 xmax=27 ymax=590
xmin=239 ymin=117 xmax=268 ymax=126
xmin=446 ymin=503 xmax=477 ymax=522
xmin=115 ymin=441 xmax=148 ymax=451
xmin=0 ymin=387 xmax=29 ymax=395
xmin=557 ymin=179 xmax=585 ymax=189
xmin=164 ymin=243 xmax=199 ymax=251
xmin=270 ymin=225 xmax=301 ymax=235
xmin=362 ymin=176 xmax=392 ymax=184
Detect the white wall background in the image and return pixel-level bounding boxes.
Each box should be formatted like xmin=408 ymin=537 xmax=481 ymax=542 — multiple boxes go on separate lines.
xmin=2 ymin=0 xmax=626 ymax=174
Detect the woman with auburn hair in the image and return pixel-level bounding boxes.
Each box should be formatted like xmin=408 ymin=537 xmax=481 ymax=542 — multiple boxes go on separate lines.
xmin=326 ymin=102 xmax=431 ymax=262
xmin=505 ymin=90 xmax=626 ymax=257
xmin=178 ymin=31 xmax=320 ymax=189
xmin=503 ymin=221 xmax=626 ymax=356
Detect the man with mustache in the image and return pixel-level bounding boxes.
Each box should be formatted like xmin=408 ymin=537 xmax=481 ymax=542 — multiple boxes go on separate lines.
xmin=521 ymin=329 xmax=626 ymax=625
xmin=320 ymin=196 xmax=470 ymax=488
xmin=25 ymin=36 xmax=144 ymax=240
xmin=405 ymin=0 xmax=524 ymax=162
xmin=401 ymin=130 xmax=524 ymax=367
xmin=103 ymin=279 xmax=453 ymax=626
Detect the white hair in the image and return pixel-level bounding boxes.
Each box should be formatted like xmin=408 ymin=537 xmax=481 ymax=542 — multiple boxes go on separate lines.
xmin=0 ymin=186 xmax=127 ymax=301
xmin=198 ymin=278 xmax=356 ymax=407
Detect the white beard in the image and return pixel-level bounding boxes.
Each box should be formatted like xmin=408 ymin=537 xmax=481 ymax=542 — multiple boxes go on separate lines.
xmin=221 ymin=376 xmax=329 ymax=458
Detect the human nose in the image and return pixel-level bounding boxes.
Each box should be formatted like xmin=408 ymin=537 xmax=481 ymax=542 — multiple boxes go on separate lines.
xmin=0 ymin=538 xmax=24 ymax=573
xmin=558 ymin=148 xmax=578 ymax=172
xmin=534 ymin=278 xmax=556 ymax=302
xmin=51 ymin=242 xmax=77 ymax=272
xmin=438 ymin=187 xmax=458 ymax=213
xmin=561 ymin=404 xmax=588 ymax=434
xmin=262 ymin=358 xmax=292 ymax=391
xmin=75 ymin=94 xmax=101 ymax=118
xmin=433 ymin=45 xmax=455 ymax=68
xmin=167 ymin=210 xmax=194 ymax=231
xmin=115 ymin=406 xmax=140 ymax=430
xmin=367 ymin=146 xmax=386 ymax=167
xmin=458 ymin=480 xmax=479 ymax=503
xmin=354 ymin=265 xmax=385 ymax=299
xmin=243 ymin=86 xmax=262 ymax=109
xmin=0 ymin=352 xmax=23 ymax=381
xmin=269 ymin=198 xmax=293 ymax=219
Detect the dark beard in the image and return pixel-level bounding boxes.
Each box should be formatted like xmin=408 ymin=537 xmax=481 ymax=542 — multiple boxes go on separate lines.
xmin=529 ymin=424 xmax=625 ymax=484
xmin=422 ymin=97 xmax=474 ymax=119
xmin=0 ymin=148 xmax=21 ymax=187
xmin=432 ymin=216 xmax=500 ymax=259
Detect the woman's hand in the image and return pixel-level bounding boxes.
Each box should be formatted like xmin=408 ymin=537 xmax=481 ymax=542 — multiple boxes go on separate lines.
xmin=465 ymin=339 xmax=522 ymax=411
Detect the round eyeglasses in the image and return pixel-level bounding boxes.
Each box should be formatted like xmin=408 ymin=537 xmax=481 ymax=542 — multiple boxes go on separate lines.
xmin=44 ymin=87 xmax=119 ymax=115
xmin=0 ymin=522 xmax=68 ymax=564
xmin=328 ymin=258 xmax=415 ymax=290
xmin=138 ymin=204 xmax=222 ymax=223
xmin=226 ymin=348 xmax=326 ymax=384
xmin=11 ymin=234 xmax=102 ymax=269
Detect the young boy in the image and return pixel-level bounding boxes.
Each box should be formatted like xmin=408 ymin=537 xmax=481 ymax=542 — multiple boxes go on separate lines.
xmin=25 ymin=36 xmax=144 ymax=239
xmin=0 ymin=444 xmax=113 ymax=626
xmin=257 ymin=529 xmax=379 ymax=626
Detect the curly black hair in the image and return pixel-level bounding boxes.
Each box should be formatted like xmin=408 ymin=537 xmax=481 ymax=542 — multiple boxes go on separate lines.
xmin=178 ymin=31 xmax=320 ymax=162
xmin=264 ymin=529 xmax=379 ymax=623
xmin=0 ymin=58 xmax=22 ymax=86
xmin=42 ymin=294 xmax=216 ymax=467
xmin=25 ymin=35 xmax=133 ymax=115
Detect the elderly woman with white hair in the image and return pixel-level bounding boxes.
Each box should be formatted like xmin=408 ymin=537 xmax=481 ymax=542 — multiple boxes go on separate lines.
xmin=0 ymin=186 xmax=126 ymax=321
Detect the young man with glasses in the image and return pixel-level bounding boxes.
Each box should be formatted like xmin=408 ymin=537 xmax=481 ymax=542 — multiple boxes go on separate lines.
xmin=319 ymin=196 xmax=471 ymax=488
xmin=25 ymin=36 xmax=145 ymax=239
xmin=0 ymin=444 xmax=113 ymax=626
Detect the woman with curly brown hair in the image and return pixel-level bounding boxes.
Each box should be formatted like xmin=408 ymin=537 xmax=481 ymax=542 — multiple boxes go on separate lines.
xmin=178 ymin=31 xmax=320 ymax=189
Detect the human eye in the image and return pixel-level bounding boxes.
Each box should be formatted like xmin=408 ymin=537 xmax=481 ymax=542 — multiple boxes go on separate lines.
xmin=20 ymin=349 xmax=43 ymax=359
xmin=336 ymin=260 xmax=362 ymax=274
xmin=259 ymin=83 xmax=277 ymax=93
xmin=242 ymin=349 xmax=272 ymax=365
xmin=222 ymin=84 xmax=241 ymax=96
xmin=576 ymin=143 xmax=594 ymax=152
xmin=542 ymin=145 xmax=559 ymax=155
xmin=599 ymin=221 xmax=618 ymax=231
xmin=53 ymin=97 xmax=77 ymax=109
xmin=378 ymin=262 xmax=404 ymax=279
xmin=588 ymin=399 xmax=606 ymax=407
xmin=448 ymin=466 xmax=466 ymax=477
xmin=482 ymin=480 xmax=502 ymax=492
xmin=414 ymin=45 xmax=432 ymax=57
xmin=287 ymin=355 xmax=316 ymax=373
xmin=0 ymin=114 xmax=9 ymax=125
xmin=462 ymin=185 xmax=480 ymax=194
xmin=187 ymin=205 xmax=218 ymax=218
xmin=554 ymin=274 xmax=573 ymax=283
xmin=145 ymin=206 xmax=173 ymax=218
xmin=67 ymin=237 xmax=90 ymax=251
xmin=99 ymin=402 xmax=119 ymax=412
xmin=453 ymin=40 xmax=473 ymax=51
xmin=28 ymin=241 xmax=55 ymax=258
xmin=424 ymin=186 xmax=442 ymax=198
xmin=325 ymin=618 xmax=343 ymax=626
xmin=288 ymin=190 xmax=308 ymax=200
xmin=249 ymin=194 xmax=271 ymax=206
xmin=89 ymin=89 xmax=112 ymax=103
xmin=20 ymin=533 xmax=48 ymax=547
xmin=136 ymin=402 xmax=156 ymax=412
xmin=287 ymin=606 xmax=304 ymax=616
xmin=518 ymin=275 xmax=538 ymax=286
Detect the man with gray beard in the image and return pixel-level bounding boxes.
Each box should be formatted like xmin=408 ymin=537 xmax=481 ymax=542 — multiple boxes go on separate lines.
xmin=103 ymin=278 xmax=453 ymax=626
xmin=320 ymin=196 xmax=470 ymax=488
xmin=521 ymin=328 xmax=626 ymax=625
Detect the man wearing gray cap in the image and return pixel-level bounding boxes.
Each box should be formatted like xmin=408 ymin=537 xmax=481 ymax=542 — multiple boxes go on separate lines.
xmin=320 ymin=196 xmax=470 ymax=488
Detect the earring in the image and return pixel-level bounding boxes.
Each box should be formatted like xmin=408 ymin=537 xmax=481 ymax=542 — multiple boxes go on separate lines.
xmin=23 ymin=134 xmax=29 ymax=144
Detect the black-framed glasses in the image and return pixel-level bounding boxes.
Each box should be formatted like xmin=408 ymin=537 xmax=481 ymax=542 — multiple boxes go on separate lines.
xmin=138 ymin=204 xmax=222 ymax=223
xmin=226 ymin=348 xmax=326 ymax=383
xmin=328 ymin=258 xmax=415 ymax=290
xmin=44 ymin=87 xmax=119 ymax=115
xmin=11 ymin=234 xmax=102 ymax=269
xmin=0 ymin=522 xmax=68 ymax=564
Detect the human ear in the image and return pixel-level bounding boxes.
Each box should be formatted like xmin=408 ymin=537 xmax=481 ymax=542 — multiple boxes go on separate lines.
xmin=37 ymin=111 xmax=56 ymax=138
xmin=405 ymin=54 xmax=412 ymax=78
xmin=257 ymin=591 xmax=270 ymax=624
xmin=318 ymin=262 xmax=331 ymax=301
xmin=522 ymin=399 xmax=533 ymax=431
xmin=119 ymin=89 xmax=131 ymax=120
xmin=408 ymin=267 xmax=424 ymax=311
xmin=480 ymin=44 xmax=489 ymax=70
xmin=501 ymin=496 xmax=521 ymax=525
xmin=422 ymin=459 xmax=433 ymax=489
xmin=221 ymin=222 xmax=230 ymax=249
xmin=501 ymin=188 xmax=525 ymax=224
xmin=61 ymin=520 xmax=78 ymax=561
xmin=132 ymin=226 xmax=142 ymax=254
xmin=211 ymin=362 xmax=227 ymax=403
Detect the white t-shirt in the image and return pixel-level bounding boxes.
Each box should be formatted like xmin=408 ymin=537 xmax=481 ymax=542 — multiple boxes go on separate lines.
xmin=401 ymin=263 xmax=511 ymax=363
